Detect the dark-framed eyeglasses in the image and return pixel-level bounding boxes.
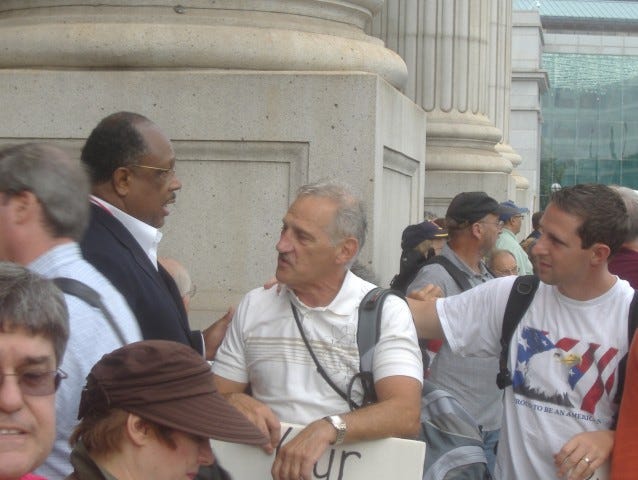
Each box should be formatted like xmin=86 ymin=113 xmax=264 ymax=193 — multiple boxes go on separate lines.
xmin=129 ymin=164 xmax=176 ymax=178
xmin=0 ymin=369 xmax=68 ymax=396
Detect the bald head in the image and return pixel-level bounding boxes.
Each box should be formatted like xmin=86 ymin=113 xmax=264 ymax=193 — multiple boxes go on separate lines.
xmin=159 ymin=257 xmax=194 ymax=311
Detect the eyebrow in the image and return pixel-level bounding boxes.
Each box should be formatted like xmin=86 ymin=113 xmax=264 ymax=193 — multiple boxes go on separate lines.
xmin=13 ymin=355 xmax=55 ymax=369
xmin=282 ymin=218 xmax=315 ymax=241
xmin=546 ymin=231 xmax=568 ymax=247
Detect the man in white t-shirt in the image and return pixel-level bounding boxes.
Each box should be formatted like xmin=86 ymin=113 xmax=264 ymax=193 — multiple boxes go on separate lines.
xmin=213 ymin=181 xmax=423 ymax=480
xmin=408 ymin=184 xmax=632 ymax=480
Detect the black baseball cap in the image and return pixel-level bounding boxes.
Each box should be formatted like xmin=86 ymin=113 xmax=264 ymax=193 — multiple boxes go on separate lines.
xmin=446 ymin=192 xmax=502 ymax=224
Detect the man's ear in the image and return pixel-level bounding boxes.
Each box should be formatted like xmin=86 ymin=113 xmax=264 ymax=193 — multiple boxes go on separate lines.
xmin=126 ymin=413 xmax=151 ymax=447
xmin=590 ymin=242 xmax=611 ymax=266
xmin=470 ymin=222 xmax=482 ymax=240
xmin=113 ymin=167 xmax=132 ymax=197
xmin=9 ymin=191 xmax=39 ymax=225
xmin=336 ymin=237 xmax=359 ymax=266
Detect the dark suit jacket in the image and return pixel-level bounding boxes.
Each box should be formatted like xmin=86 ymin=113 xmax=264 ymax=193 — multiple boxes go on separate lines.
xmin=80 ymin=203 xmax=203 ymax=353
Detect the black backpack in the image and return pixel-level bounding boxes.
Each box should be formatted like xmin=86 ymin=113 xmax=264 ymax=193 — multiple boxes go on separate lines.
xmin=357 ymin=288 xmax=492 ymax=480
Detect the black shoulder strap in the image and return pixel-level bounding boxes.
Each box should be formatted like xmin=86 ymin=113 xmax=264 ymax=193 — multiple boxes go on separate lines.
xmin=613 ymin=290 xmax=638 ymax=410
xmin=53 ymin=277 xmax=128 ymax=345
xmin=290 ymin=302 xmax=359 ymax=410
xmin=354 ymin=287 xmax=406 ymax=406
xmin=496 ymin=275 xmax=540 ymax=389
xmin=425 ymin=255 xmax=473 ymax=292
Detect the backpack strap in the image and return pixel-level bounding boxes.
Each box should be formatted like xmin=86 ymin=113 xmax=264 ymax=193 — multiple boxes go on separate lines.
xmin=496 ymin=275 xmax=540 ymax=389
xmin=353 ymin=287 xmax=407 ymax=407
xmin=53 ymin=277 xmax=128 ymax=345
xmin=425 ymin=256 xmax=473 ymax=292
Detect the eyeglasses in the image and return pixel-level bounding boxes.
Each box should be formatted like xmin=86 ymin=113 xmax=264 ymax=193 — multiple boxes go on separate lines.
xmin=478 ymin=220 xmax=504 ymax=230
xmin=495 ymin=267 xmax=519 ymax=276
xmin=0 ymin=369 xmax=67 ymax=396
xmin=130 ymin=164 xmax=176 ymax=178
xmin=185 ymin=284 xmax=197 ymax=299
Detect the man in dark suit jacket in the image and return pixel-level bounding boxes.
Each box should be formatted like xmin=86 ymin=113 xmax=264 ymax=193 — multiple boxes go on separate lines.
xmin=79 ymin=111 xmax=230 ymax=360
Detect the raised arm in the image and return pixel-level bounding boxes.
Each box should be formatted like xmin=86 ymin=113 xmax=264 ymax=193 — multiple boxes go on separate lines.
xmin=406 ymin=284 xmax=445 ymax=340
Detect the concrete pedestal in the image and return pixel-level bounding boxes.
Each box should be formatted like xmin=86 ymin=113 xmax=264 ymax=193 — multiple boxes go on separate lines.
xmin=0 ymin=69 xmax=425 ymax=326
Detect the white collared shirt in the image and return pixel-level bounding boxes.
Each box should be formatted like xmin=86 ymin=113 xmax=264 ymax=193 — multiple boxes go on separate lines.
xmin=90 ymin=195 xmax=163 ymax=269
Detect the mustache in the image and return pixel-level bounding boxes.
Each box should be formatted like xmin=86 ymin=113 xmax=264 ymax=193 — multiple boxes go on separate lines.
xmin=278 ymin=253 xmax=291 ymax=264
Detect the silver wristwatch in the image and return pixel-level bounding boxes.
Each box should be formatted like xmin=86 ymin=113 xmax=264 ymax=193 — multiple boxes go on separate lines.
xmin=323 ymin=415 xmax=347 ymax=445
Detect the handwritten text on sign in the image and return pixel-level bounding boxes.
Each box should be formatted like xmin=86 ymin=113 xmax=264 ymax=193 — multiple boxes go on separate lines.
xmin=210 ymin=422 xmax=426 ymax=480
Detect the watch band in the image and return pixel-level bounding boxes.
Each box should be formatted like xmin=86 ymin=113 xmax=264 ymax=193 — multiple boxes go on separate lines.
xmin=323 ymin=415 xmax=347 ymax=445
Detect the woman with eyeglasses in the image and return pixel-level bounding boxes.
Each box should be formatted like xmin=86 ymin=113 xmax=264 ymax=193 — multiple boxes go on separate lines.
xmin=0 ymin=263 xmax=69 ymax=480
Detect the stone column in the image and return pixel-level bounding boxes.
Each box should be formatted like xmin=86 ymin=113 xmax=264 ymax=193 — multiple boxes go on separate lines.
xmin=487 ymin=0 xmax=530 ymax=209
xmin=0 ymin=0 xmax=426 ymax=314
xmin=373 ymin=0 xmax=515 ymax=214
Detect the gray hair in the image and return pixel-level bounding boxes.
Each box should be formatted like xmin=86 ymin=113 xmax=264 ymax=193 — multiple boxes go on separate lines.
xmin=611 ymin=186 xmax=638 ymax=242
xmin=0 ymin=143 xmax=90 ymax=241
xmin=0 ymin=262 xmax=69 ymax=366
xmin=295 ymin=181 xmax=367 ymax=253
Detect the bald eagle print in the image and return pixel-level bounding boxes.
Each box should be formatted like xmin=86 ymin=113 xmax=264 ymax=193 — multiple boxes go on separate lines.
xmin=512 ymin=327 xmax=620 ymax=414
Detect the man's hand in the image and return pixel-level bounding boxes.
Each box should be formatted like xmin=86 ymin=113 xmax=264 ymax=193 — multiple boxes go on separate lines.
xmin=554 ymin=430 xmax=614 ymax=479
xmin=271 ymin=419 xmax=336 ymax=480
xmin=203 ymin=307 xmax=234 ymax=360
xmin=223 ymin=392 xmax=281 ymax=454
xmin=407 ymin=284 xmax=444 ymax=301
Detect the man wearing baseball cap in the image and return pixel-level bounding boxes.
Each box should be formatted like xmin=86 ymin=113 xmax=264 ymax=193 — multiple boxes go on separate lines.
xmin=406 ymin=191 xmax=505 ymax=475
xmin=66 ymin=340 xmax=268 ymax=480
xmin=495 ymin=200 xmax=533 ymax=275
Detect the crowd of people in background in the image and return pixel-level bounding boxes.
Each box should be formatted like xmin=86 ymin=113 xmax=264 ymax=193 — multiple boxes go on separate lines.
xmin=2 ymin=111 xmax=638 ymax=480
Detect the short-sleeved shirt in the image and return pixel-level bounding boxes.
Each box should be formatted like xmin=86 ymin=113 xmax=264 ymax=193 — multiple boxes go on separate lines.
xmin=438 ymin=276 xmax=634 ymax=479
xmin=213 ymin=270 xmax=423 ymax=424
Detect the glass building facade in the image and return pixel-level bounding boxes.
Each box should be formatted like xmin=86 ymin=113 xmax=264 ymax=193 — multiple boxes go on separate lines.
xmin=515 ymin=0 xmax=638 ymax=207
xmin=541 ymin=53 xmax=638 ymax=205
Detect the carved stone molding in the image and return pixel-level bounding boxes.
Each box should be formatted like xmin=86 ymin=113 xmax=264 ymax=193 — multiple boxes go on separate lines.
xmin=0 ymin=0 xmax=407 ymax=88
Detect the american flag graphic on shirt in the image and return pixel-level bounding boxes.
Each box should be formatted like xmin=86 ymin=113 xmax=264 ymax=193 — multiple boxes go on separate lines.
xmin=512 ymin=327 xmax=619 ymax=414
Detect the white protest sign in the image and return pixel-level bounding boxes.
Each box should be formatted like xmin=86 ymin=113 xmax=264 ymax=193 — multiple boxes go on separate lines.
xmin=211 ymin=422 xmax=425 ymax=480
